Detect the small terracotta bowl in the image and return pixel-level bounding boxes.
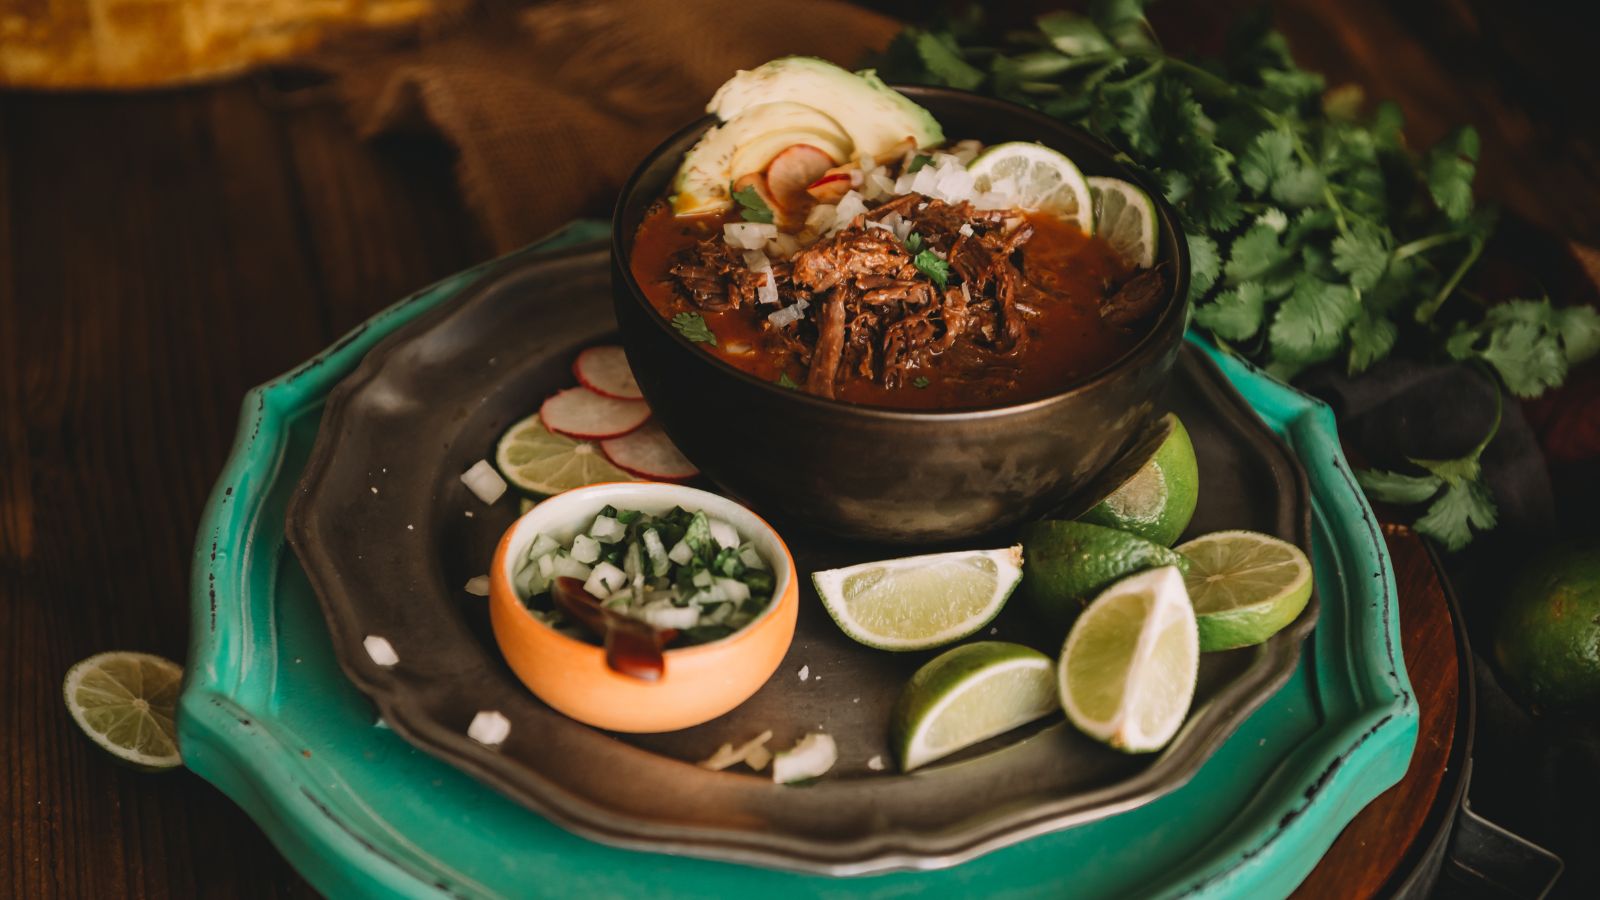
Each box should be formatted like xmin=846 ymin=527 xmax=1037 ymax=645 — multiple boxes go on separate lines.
xmin=489 ymin=482 xmax=798 ymax=733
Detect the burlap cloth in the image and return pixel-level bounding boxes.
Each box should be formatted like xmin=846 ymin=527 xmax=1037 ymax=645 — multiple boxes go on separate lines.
xmin=326 ymin=0 xmax=898 ymax=253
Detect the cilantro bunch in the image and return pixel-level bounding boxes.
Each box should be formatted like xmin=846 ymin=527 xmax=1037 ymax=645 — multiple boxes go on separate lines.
xmin=873 ymin=0 xmax=1599 ymax=549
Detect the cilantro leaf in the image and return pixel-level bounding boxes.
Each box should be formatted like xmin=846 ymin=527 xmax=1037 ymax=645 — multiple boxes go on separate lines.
xmin=1557 ymin=304 xmax=1600 ymax=364
xmin=1195 ymin=283 xmax=1267 ymax=340
xmin=1223 ymin=224 xmax=1291 ymax=285
xmin=904 ymin=231 xmax=924 ymax=254
xmin=1479 ymin=320 xmax=1567 ymax=398
xmin=1356 ymin=468 xmax=1443 ymax=505
xmin=914 ymin=250 xmax=950 ymax=287
xmin=912 ymin=376 xmax=931 ymax=389
xmin=1239 ymin=130 xmax=1294 ymax=195
xmin=1332 ymin=222 xmax=1391 ymax=290
xmin=907 ymin=154 xmax=933 ymax=174
xmin=1037 ymin=11 xmax=1112 ymax=55
xmin=1414 ymin=479 xmax=1498 ymax=551
xmin=1267 ymin=279 xmax=1358 ymax=363
xmin=776 ymin=372 xmax=799 ymax=390
xmin=911 ymin=30 xmax=984 ymax=90
xmin=731 ymin=184 xmax=773 ymax=224
xmin=1186 ymin=233 xmax=1221 ymax=301
xmin=1347 ymin=311 xmax=1399 ymax=373
xmin=1425 ymin=127 xmax=1479 ymax=222
xmin=671 ymin=312 xmax=717 ymax=346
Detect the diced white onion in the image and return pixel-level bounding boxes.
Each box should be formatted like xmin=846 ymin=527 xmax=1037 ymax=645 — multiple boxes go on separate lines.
xmin=570 ymin=533 xmax=602 ymax=564
xmin=829 ymin=191 xmax=868 ymax=234
xmin=526 ymin=533 xmax=560 ymax=561
xmin=463 ymin=575 xmax=490 ymax=597
xmin=467 ymin=710 xmax=511 ymax=747
xmin=589 ymin=514 xmax=626 ymax=543
xmin=765 ymin=232 xmax=801 ymax=259
xmin=958 ymin=222 xmax=974 ymax=237
xmin=363 ymin=635 xmax=399 ymax=667
xmin=699 ymin=729 xmax=774 ymax=771
xmin=757 ymin=270 xmax=779 ymax=305
xmin=537 ymin=554 xmax=556 ymax=578
xmin=742 ymin=249 xmax=771 ymax=272
xmin=716 ymin=577 xmax=751 ymax=604
xmin=738 ymin=545 xmax=767 ymax=570
xmin=639 ymin=601 xmax=701 ymax=631
xmin=951 ymin=139 xmax=983 ymax=165
xmin=459 ymin=460 xmax=507 ymax=505
xmin=773 ymin=733 xmax=837 ymax=784
xmin=767 ymin=301 xmax=808 ymax=328
xmin=668 ymin=539 xmax=693 ymax=566
xmin=692 ymin=569 xmax=713 ymax=588
xmin=708 ymin=519 xmax=740 ymax=550
xmin=723 ymin=222 xmax=778 ymax=250
xmin=550 ymin=553 xmax=592 ymax=581
xmin=591 ymin=561 xmax=628 ymax=594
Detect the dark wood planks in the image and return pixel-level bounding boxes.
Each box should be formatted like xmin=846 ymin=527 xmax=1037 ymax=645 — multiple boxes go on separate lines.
xmin=0 ymin=77 xmax=480 ymax=899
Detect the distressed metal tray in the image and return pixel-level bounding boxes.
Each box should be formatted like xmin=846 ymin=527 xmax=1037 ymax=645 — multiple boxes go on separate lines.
xmin=180 ymin=222 xmax=1416 ymax=897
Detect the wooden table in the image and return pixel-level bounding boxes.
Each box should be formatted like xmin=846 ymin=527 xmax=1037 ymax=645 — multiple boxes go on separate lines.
xmin=4 ymin=0 xmax=1585 ymax=894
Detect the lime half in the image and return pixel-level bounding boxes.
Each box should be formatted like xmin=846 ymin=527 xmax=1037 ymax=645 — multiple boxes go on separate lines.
xmin=1088 ymin=176 xmax=1158 ymax=268
xmin=967 ymin=142 xmax=1094 ymax=234
xmin=1079 ymin=413 xmax=1199 ymax=547
xmin=1059 ymin=566 xmax=1198 ymax=753
xmin=892 ymin=642 xmax=1058 ymax=771
xmin=812 ymin=546 xmax=1024 ymax=651
xmin=63 ymin=651 xmax=184 ymax=772
xmin=1020 ymin=520 xmax=1190 ymax=635
xmin=1177 ymin=530 xmax=1313 ymax=651
xmin=495 ymin=414 xmax=633 ymax=496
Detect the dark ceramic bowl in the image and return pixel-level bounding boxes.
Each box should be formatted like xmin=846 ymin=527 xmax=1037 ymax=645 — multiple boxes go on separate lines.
xmin=611 ymin=87 xmax=1190 ymax=544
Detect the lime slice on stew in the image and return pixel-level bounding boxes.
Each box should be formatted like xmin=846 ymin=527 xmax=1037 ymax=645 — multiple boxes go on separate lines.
xmin=1088 ymin=176 xmax=1158 ymax=268
xmin=966 ymin=142 xmax=1094 ymax=234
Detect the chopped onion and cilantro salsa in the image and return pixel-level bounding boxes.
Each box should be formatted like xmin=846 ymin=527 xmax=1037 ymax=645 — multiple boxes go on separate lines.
xmin=514 ymin=505 xmax=775 ymax=646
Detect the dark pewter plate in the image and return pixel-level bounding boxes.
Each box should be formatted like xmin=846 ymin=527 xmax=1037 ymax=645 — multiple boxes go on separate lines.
xmin=286 ymin=242 xmax=1317 ymax=876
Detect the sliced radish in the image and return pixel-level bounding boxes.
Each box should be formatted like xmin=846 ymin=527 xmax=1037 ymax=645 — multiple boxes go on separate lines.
xmin=600 ymin=423 xmax=700 ymax=482
xmin=540 ymin=387 xmax=650 ymax=440
xmin=573 ymin=345 xmax=643 ymax=400
xmin=766 ymin=145 xmax=835 ymax=212
xmin=806 ymin=172 xmax=852 ymax=204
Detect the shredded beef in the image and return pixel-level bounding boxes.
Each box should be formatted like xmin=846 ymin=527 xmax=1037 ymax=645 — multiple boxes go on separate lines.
xmin=1101 ymin=265 xmax=1169 ymax=328
xmin=666 ymin=194 xmax=1061 ymax=398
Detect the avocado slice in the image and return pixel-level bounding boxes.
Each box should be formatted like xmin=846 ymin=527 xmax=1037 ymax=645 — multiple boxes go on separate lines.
xmin=708 ymin=57 xmax=944 ymax=160
xmin=671 ymin=101 xmax=852 ymax=215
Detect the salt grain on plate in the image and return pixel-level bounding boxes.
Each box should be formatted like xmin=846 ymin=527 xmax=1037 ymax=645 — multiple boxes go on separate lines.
xmin=798 ymin=664 xmax=810 ymax=681
xmin=463 ymin=575 xmax=490 ymax=597
xmin=370 ymin=486 xmax=378 ymax=495
xmin=468 ymin=711 xmax=511 ymax=747
xmin=867 ymin=755 xmax=886 ymax=771
xmin=363 ymin=635 xmax=399 ymax=667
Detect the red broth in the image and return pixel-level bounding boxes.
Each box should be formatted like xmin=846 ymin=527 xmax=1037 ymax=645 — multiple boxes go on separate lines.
xmin=629 ymin=204 xmax=1145 ymax=410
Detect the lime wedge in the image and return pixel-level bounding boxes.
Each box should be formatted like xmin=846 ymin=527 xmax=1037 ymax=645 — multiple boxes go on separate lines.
xmin=1079 ymin=413 xmax=1198 ymax=546
xmin=1088 ymin=176 xmax=1158 ymax=268
xmin=1059 ymin=566 xmax=1198 ymax=753
xmin=966 ymin=142 xmax=1094 ymax=234
xmin=63 ymin=651 xmax=184 ymax=771
xmin=1020 ymin=520 xmax=1190 ymax=635
xmin=891 ymin=641 xmax=1057 ymax=771
xmin=812 ymin=546 xmax=1024 ymax=651
xmin=495 ymin=413 xmax=633 ymax=496
xmin=1177 ymin=530 xmax=1313 ymax=651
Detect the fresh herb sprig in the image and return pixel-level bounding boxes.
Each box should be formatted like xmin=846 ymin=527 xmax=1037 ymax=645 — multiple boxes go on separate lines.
xmin=873 ymin=1 xmax=1599 ymax=548
xmin=672 ymin=312 xmax=718 ymax=345
xmin=732 ymin=182 xmax=775 ymax=224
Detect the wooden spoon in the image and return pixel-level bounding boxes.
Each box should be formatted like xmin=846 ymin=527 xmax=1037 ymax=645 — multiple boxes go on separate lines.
xmin=548 ymin=577 xmax=678 ymax=682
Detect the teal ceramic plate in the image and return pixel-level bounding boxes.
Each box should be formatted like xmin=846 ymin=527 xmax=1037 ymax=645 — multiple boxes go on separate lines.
xmin=181 ymin=222 xmax=1416 ymax=898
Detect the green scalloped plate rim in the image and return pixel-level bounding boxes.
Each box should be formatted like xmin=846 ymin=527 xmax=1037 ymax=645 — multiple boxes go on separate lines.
xmin=179 ymin=220 xmax=1416 ymax=898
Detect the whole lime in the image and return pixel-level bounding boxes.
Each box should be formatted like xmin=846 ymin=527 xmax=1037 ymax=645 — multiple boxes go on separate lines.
xmin=1078 ymin=413 xmax=1199 ymax=547
xmin=1492 ymin=541 xmax=1600 ymax=715
xmin=1020 ymin=520 xmax=1190 ymax=635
